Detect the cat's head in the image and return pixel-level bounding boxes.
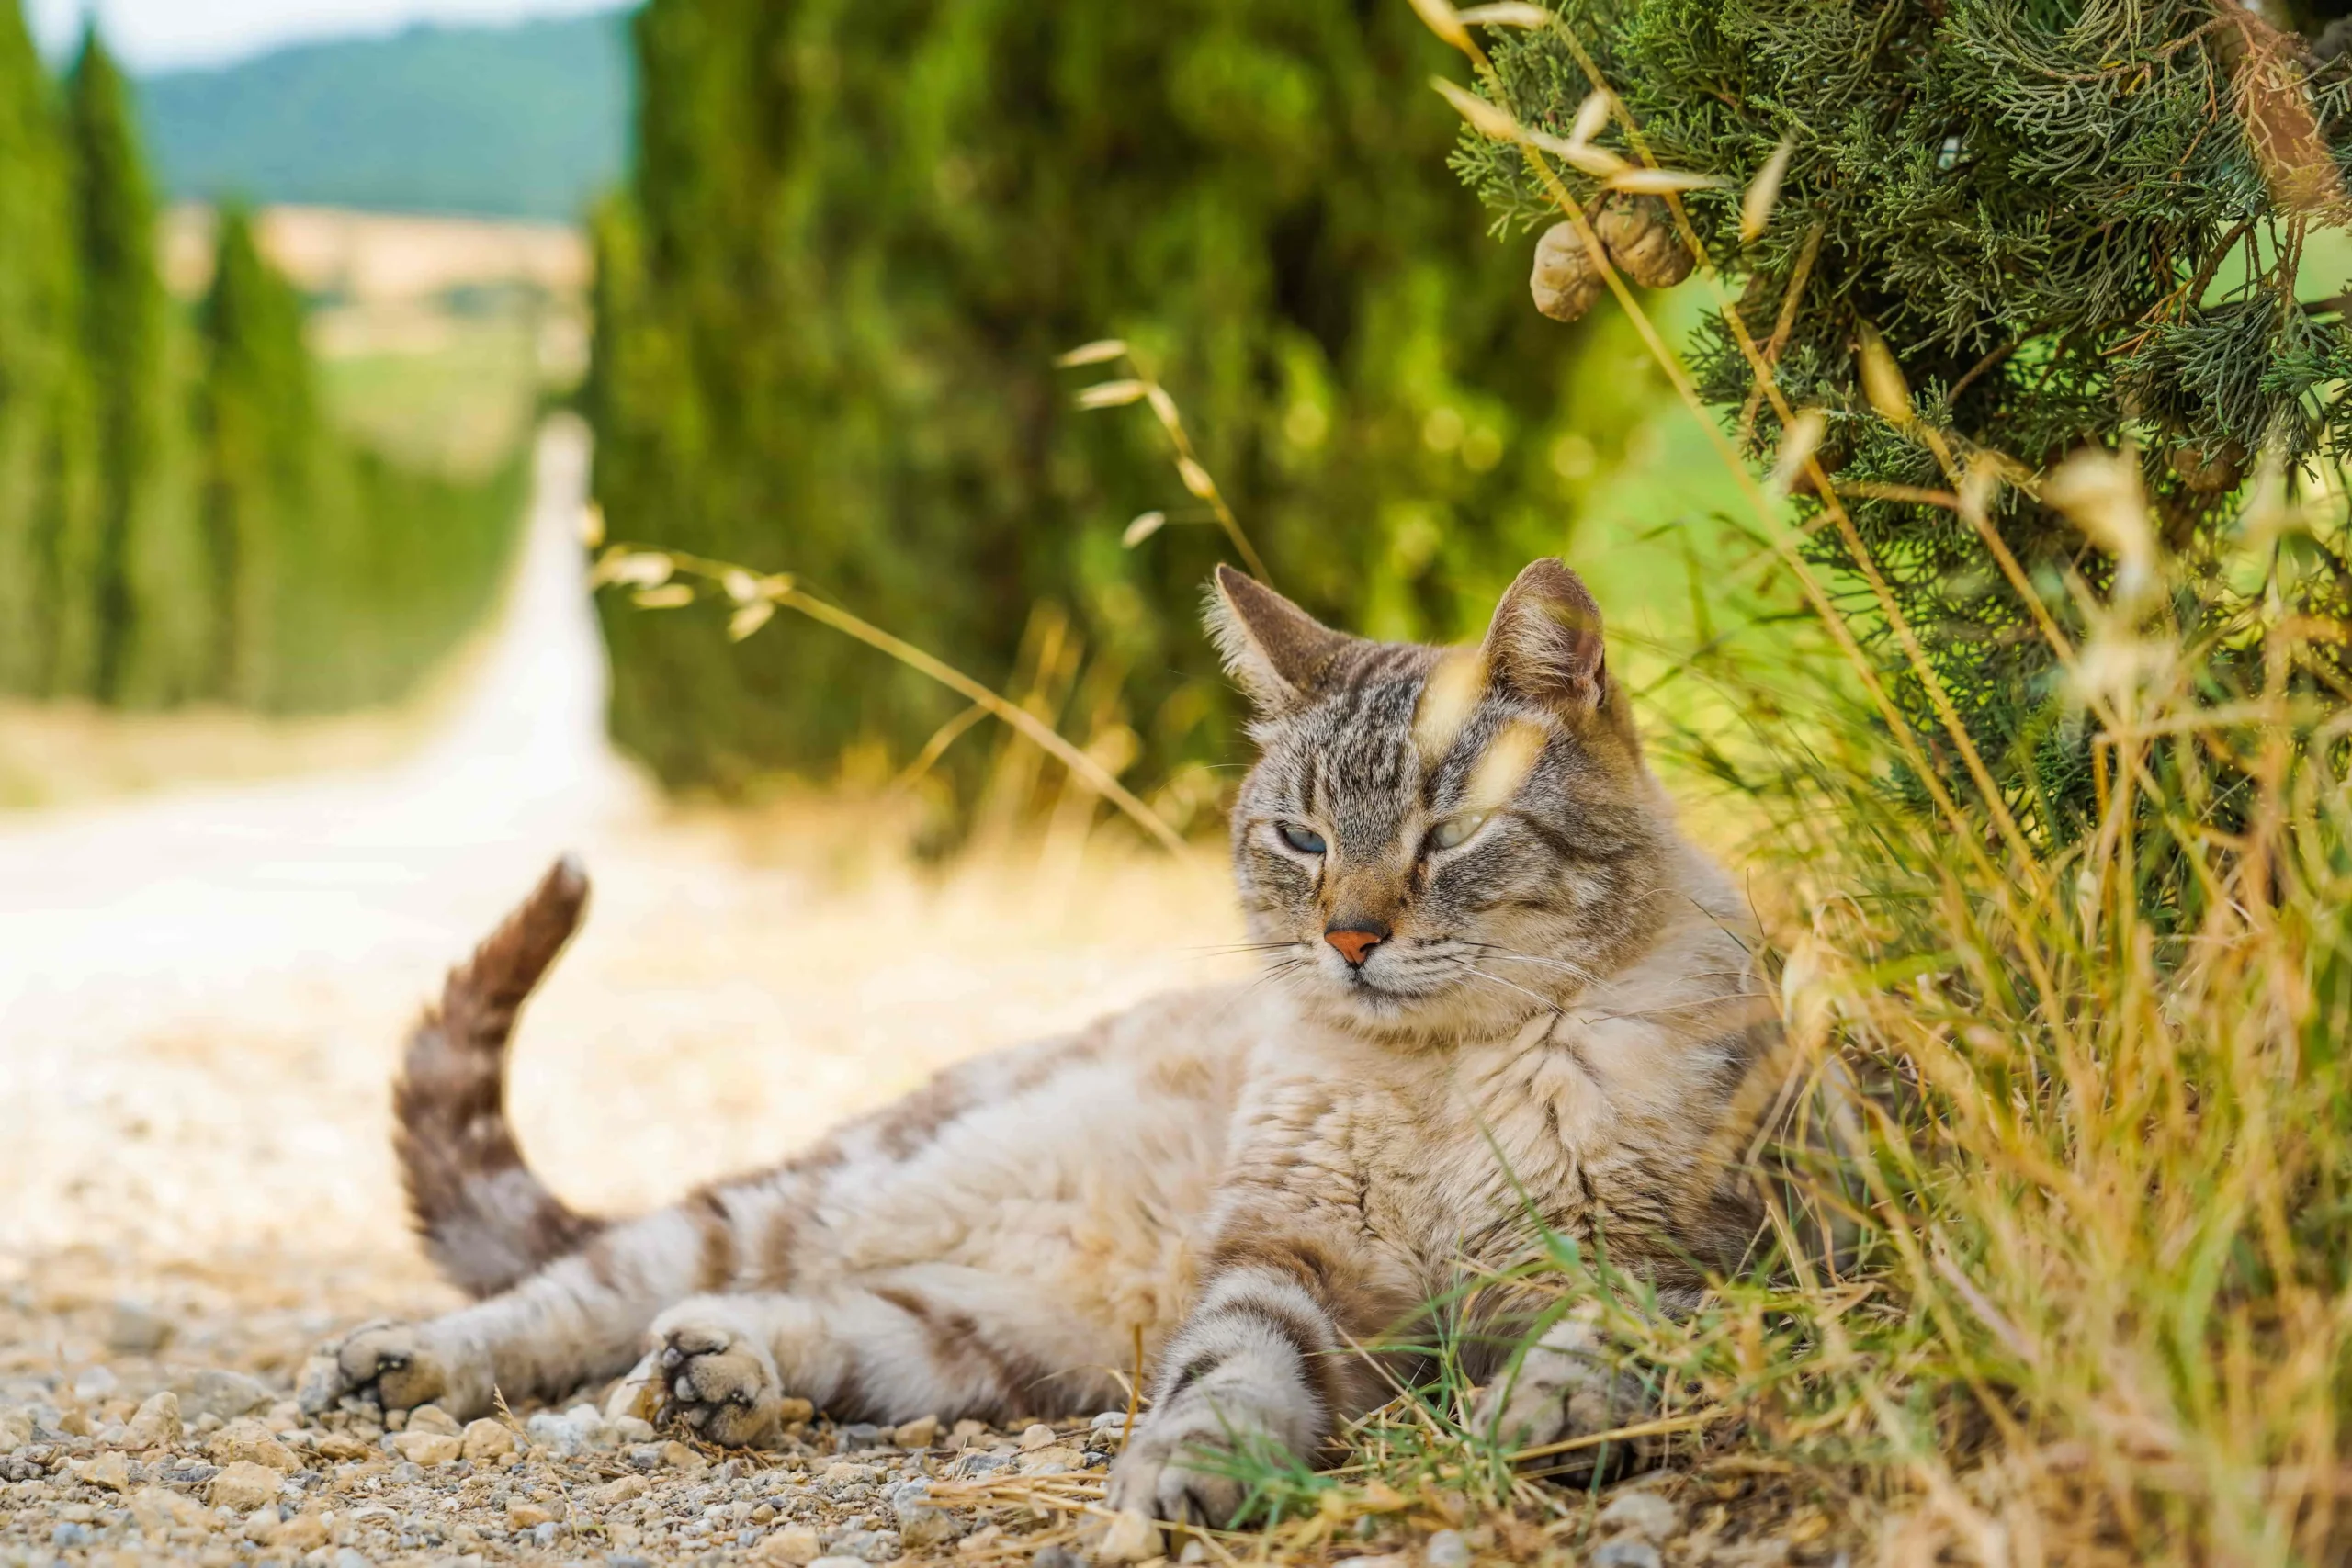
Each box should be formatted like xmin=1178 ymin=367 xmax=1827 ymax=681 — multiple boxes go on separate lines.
xmin=1212 ymin=559 xmax=1678 ymax=1043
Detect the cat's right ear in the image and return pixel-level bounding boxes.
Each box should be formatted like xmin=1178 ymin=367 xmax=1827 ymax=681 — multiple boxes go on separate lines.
xmin=1204 ymin=564 xmax=1350 ymax=715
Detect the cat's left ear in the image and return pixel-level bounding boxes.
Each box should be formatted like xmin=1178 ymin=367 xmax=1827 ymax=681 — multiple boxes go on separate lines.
xmin=1480 ymin=558 xmax=1608 ymax=716
xmin=1204 ymin=564 xmax=1352 ymax=714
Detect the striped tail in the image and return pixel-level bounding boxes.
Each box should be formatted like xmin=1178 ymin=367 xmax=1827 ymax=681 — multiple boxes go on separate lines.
xmin=394 ymin=855 xmax=608 ymax=1298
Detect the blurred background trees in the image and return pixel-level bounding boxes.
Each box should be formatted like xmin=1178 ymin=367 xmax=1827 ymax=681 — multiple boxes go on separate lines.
xmin=588 ymin=0 xmax=1675 ymax=821
xmin=0 ymin=1 xmax=528 ymax=717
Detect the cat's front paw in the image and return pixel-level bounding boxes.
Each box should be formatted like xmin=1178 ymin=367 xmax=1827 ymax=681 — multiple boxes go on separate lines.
xmin=299 ymin=1320 xmax=458 ymax=1418
xmin=1476 ymin=1314 xmax=1655 ymax=1481
xmin=650 ymin=1307 xmax=786 ymax=1447
xmin=1103 ymin=1397 xmax=1258 ymax=1529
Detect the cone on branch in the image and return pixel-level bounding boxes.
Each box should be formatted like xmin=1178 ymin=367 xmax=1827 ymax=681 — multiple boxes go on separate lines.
xmin=1530 ymin=219 xmax=1604 ymax=321
xmin=1595 ymin=194 xmax=1695 ymax=288
xmin=2168 ymin=438 xmax=2245 ymax=495
xmin=1531 ymin=195 xmax=1697 ymax=322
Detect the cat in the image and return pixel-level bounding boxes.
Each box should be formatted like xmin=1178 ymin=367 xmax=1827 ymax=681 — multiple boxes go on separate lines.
xmin=300 ymin=558 xmax=1776 ymax=1529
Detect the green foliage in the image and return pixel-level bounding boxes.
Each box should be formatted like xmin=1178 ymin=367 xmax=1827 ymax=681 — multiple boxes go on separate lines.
xmin=0 ymin=0 xmax=99 ymax=698
xmin=590 ymin=0 xmax=1669 ymax=816
xmin=141 ymin=12 xmax=632 ymax=221
xmin=66 ymin=28 xmax=209 ymax=705
xmin=192 ymin=206 xmax=528 ymax=712
xmin=0 ymin=0 xmax=529 ymax=718
xmin=1455 ymin=0 xmax=2352 ymax=885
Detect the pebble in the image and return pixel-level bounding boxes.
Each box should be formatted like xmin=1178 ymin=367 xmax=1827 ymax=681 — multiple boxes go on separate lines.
xmin=208 ymin=1416 xmax=300 ymax=1472
xmin=807 ymin=1556 xmax=872 ymax=1568
xmin=1425 ymin=1528 xmax=1472 ymax=1568
xmin=404 ymin=1404 xmax=463 ymax=1437
xmin=122 ymin=1390 xmax=181 ymax=1449
xmin=180 ymin=1368 xmax=274 ymax=1421
xmin=1018 ymin=1422 xmax=1058 ymax=1450
xmin=1592 ymin=1536 xmax=1664 ymax=1568
xmin=81 ymin=1450 xmax=132 ymax=1493
xmin=754 ymin=1522 xmax=823 ymax=1563
xmin=1095 ymin=1507 xmax=1163 ymax=1564
xmin=1033 ymin=1547 xmax=1085 ymax=1568
xmin=891 ymin=1412 xmax=941 ymax=1450
xmin=205 ymin=1458 xmax=283 ymax=1511
xmin=459 ymin=1416 xmax=517 ymax=1462
xmin=387 ymin=1430 xmax=461 ymax=1466
xmin=1597 ymin=1488 xmax=1681 ymax=1542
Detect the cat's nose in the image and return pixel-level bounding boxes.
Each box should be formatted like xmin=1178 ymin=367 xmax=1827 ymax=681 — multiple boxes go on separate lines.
xmin=1324 ymin=925 xmax=1388 ymax=966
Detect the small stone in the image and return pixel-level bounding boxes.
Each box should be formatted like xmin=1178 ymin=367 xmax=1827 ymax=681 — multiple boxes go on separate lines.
xmin=334 ymin=1550 xmax=373 ymax=1568
xmin=273 ymin=1510 xmax=329 ymax=1551
xmin=612 ymin=1415 xmax=657 ymax=1443
xmin=532 ymin=1518 xmax=561 ymax=1548
xmin=0 ymin=1407 xmax=31 ymax=1450
xmin=776 ymin=1396 xmax=816 ymax=1424
xmin=834 ymin=1528 xmax=902 ymax=1562
xmin=1179 ymin=1540 xmax=1210 ymax=1565
xmin=839 ymin=1422 xmax=887 ymax=1450
xmin=1033 ymin=1547 xmax=1084 ymax=1568
xmin=507 ymin=1501 xmax=555 ymax=1529
xmin=206 ymin=1460 xmax=283 ymax=1511
xmin=662 ymin=1439 xmax=705 ymax=1469
xmin=182 ymin=1369 xmax=275 ymax=1421
xmin=1088 ymin=1411 xmax=1130 ymax=1430
xmin=1596 ymin=1489 xmax=1680 ymax=1542
xmin=123 ymin=1391 xmax=181 ymax=1450
xmin=314 ymin=1432 xmax=373 ymax=1461
xmin=387 ymin=1430 xmax=461 ymax=1466
xmin=596 ymin=1473 xmax=650 ymax=1505
xmin=891 ymin=1414 xmax=941 ymax=1450
xmin=822 ymin=1461 xmax=878 ymax=1486
xmin=1017 ymin=1422 xmax=1057 ymax=1451
xmin=83 ymin=1450 xmax=132 ymax=1492
xmin=74 ymin=1365 xmax=119 ymax=1402
xmin=1016 ymin=1443 xmax=1081 ymax=1473
xmin=1094 ymin=1507 xmax=1162 ymax=1565
xmin=208 ymin=1417 xmax=300 ymax=1472
xmin=403 ymin=1404 xmax=462 ymax=1437
xmin=459 ymin=1417 xmax=516 ymax=1462
xmin=754 ymin=1522 xmax=823 ymax=1564
xmin=1424 ymin=1529 xmax=1472 ymax=1568
xmin=1592 ymin=1536 xmax=1663 ymax=1568
xmin=808 ymin=1557 xmax=870 ymax=1568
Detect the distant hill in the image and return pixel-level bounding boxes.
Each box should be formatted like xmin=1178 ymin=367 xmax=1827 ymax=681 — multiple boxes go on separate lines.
xmin=138 ymin=10 xmax=634 ymax=223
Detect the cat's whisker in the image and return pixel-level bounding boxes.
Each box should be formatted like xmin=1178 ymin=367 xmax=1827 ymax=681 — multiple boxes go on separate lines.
xmin=1463 ymin=964 xmax=1563 ymax=1012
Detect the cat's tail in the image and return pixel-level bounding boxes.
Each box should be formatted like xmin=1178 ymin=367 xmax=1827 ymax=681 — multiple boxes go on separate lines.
xmin=394 ymin=854 xmax=609 ymax=1299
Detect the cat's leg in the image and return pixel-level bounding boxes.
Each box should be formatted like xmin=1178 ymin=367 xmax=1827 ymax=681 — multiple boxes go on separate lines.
xmin=1105 ymin=1224 xmax=1409 ymax=1529
xmin=300 ymin=1198 xmax=718 ymax=1421
xmin=641 ymin=1269 xmax=1130 ymax=1446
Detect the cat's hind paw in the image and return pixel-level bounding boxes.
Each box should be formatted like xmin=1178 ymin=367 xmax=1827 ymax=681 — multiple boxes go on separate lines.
xmin=650 ymin=1306 xmax=786 ymax=1448
xmin=299 ymin=1320 xmax=455 ymax=1418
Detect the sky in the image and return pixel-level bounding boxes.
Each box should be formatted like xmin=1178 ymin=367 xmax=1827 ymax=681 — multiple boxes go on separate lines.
xmin=27 ymin=0 xmax=624 ymax=73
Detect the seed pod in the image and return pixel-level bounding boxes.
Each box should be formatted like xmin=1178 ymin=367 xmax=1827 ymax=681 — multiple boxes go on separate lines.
xmin=1596 ymin=195 xmax=1696 ymax=289
xmin=1530 ymin=220 xmax=1603 ymax=322
xmin=2169 ymin=439 xmax=2245 ymax=494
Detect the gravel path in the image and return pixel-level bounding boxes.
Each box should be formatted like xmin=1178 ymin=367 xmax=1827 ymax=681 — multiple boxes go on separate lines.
xmin=0 ymin=423 xmax=1852 ymax=1566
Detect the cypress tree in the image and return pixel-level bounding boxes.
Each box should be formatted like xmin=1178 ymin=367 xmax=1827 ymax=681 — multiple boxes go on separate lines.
xmin=591 ymin=0 xmax=1665 ymax=811
xmin=0 ymin=0 xmax=99 ymax=697
xmin=66 ymin=27 xmax=205 ymax=705
xmin=193 ymin=206 xmax=320 ymax=705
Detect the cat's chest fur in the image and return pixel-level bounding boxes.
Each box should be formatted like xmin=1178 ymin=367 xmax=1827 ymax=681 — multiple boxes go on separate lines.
xmin=1223 ymin=938 xmax=1765 ymax=1292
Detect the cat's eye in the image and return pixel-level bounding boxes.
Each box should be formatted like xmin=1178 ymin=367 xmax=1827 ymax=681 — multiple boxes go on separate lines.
xmin=1277 ymin=822 xmax=1328 ymax=855
xmin=1428 ymin=812 xmax=1487 ymax=852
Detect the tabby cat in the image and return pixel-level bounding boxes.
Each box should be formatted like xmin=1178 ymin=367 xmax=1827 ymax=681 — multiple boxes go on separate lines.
xmin=300 ymin=559 xmax=1775 ymax=1529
